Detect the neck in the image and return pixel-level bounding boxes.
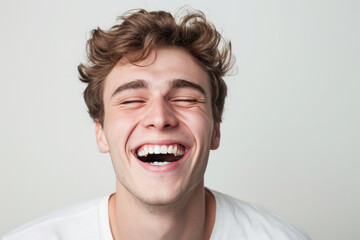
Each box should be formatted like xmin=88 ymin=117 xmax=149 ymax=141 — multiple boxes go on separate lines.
xmin=108 ymin=180 xmax=215 ymax=240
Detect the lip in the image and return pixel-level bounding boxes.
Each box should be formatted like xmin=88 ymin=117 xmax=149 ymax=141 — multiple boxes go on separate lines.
xmin=131 ymin=140 xmax=190 ymax=173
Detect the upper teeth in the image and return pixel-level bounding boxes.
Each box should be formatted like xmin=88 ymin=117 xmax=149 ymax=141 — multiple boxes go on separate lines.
xmin=137 ymin=144 xmax=184 ymax=157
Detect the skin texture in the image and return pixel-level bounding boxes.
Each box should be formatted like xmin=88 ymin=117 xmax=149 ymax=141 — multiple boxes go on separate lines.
xmin=95 ymin=47 xmax=220 ymax=239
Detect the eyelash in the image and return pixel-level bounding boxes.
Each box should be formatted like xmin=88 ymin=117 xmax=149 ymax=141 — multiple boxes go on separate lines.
xmin=172 ymin=99 xmax=198 ymax=102
xmin=121 ymin=100 xmax=145 ymax=104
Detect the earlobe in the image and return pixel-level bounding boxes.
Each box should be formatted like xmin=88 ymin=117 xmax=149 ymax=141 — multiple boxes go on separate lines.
xmin=210 ymin=122 xmax=221 ymax=150
xmin=95 ymin=120 xmax=109 ymax=153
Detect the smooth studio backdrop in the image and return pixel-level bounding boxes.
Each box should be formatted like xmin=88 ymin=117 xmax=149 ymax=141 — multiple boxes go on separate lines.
xmin=1 ymin=1 xmax=359 ymax=239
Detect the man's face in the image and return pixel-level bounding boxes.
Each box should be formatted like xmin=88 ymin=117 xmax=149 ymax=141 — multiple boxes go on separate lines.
xmin=95 ymin=47 xmax=220 ymax=205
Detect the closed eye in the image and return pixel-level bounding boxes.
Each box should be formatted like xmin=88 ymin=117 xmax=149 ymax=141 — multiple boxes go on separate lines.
xmin=172 ymin=99 xmax=198 ymax=103
xmin=115 ymin=98 xmax=147 ymax=109
xmin=170 ymin=97 xmax=205 ymax=108
xmin=121 ymin=100 xmax=145 ymax=104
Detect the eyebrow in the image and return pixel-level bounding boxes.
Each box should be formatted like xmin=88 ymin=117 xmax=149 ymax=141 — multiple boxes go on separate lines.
xmin=111 ymin=79 xmax=148 ymax=98
xmin=110 ymin=78 xmax=206 ymax=98
xmin=170 ymin=79 xmax=206 ymax=96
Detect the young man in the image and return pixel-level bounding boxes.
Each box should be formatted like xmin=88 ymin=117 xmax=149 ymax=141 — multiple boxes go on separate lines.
xmin=3 ymin=9 xmax=310 ymax=240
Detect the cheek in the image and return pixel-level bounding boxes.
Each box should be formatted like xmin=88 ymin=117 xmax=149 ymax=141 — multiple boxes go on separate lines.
xmin=180 ymin=108 xmax=214 ymax=142
xmin=104 ymin=110 xmax=141 ymax=148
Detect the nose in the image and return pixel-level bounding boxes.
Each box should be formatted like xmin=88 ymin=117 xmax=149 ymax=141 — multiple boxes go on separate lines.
xmin=142 ymin=98 xmax=178 ymax=130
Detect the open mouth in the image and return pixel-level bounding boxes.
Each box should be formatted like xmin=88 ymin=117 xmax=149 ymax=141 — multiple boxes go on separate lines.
xmin=135 ymin=144 xmax=185 ymax=166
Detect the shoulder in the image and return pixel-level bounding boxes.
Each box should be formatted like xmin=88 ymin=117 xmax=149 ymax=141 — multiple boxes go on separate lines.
xmin=210 ymin=190 xmax=311 ymax=240
xmin=2 ymin=195 xmax=111 ymax=240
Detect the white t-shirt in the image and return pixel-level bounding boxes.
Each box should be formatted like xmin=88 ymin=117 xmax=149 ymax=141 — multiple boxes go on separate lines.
xmin=2 ymin=190 xmax=310 ymax=240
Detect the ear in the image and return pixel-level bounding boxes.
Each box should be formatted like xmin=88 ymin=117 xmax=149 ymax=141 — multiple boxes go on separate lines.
xmin=95 ymin=120 xmax=109 ymax=153
xmin=210 ymin=122 xmax=221 ymax=150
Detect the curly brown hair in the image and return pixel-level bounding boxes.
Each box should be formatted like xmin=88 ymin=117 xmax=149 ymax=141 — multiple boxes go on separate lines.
xmin=78 ymin=9 xmax=234 ymax=125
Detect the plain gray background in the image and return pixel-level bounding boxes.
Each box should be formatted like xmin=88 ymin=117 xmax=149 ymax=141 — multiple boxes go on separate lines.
xmin=1 ymin=0 xmax=359 ymax=239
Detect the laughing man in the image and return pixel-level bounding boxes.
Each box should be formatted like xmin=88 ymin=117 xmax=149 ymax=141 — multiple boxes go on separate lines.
xmin=3 ymin=9 xmax=310 ymax=240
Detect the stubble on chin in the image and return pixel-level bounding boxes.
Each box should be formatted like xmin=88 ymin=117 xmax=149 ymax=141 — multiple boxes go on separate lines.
xmin=117 ymin=177 xmax=204 ymax=216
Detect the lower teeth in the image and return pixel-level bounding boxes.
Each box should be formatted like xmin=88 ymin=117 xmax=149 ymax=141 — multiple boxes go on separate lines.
xmin=150 ymin=161 xmax=171 ymax=166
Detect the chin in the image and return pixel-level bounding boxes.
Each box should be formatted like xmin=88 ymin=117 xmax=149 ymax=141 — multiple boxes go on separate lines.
xmin=138 ymin=186 xmax=186 ymax=206
xmin=137 ymin=181 xmax=204 ymax=209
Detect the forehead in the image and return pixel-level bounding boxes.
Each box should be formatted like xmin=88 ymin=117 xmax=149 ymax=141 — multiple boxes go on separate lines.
xmin=103 ymin=47 xmax=211 ymax=97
